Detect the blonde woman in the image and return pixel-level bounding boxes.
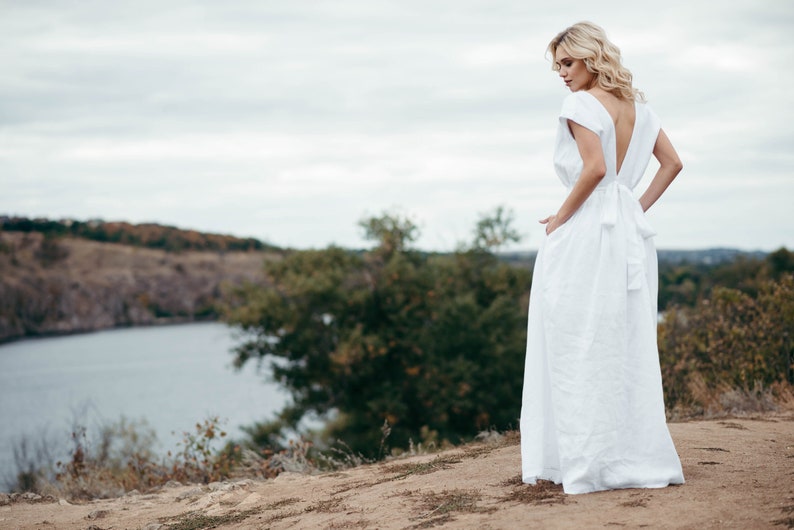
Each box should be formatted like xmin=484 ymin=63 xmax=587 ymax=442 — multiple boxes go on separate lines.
xmin=520 ymin=21 xmax=685 ymax=494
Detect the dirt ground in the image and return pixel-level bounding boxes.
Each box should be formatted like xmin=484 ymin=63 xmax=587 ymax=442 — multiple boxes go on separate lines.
xmin=2 ymin=415 xmax=793 ymax=529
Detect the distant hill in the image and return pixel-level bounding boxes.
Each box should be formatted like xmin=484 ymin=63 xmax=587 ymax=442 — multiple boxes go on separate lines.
xmin=656 ymin=248 xmax=769 ymax=264
xmin=498 ymin=247 xmax=770 ymax=269
xmin=0 ymin=229 xmax=278 ymax=343
xmin=0 ymin=215 xmax=784 ymax=343
xmin=0 ymin=215 xmax=276 ymax=253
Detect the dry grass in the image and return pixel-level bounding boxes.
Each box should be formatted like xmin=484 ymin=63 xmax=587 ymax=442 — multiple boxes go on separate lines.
xmin=496 ymin=475 xmax=523 ymax=488
xmin=305 ymin=496 xmax=347 ymax=513
xmin=459 ymin=430 xmax=519 ymax=459
xmin=263 ymin=497 xmax=302 ymax=510
xmin=775 ymin=504 xmax=794 ymax=529
xmin=718 ymin=421 xmax=749 ymax=430
xmin=261 ymin=508 xmax=306 ymax=525
xmin=161 ymin=508 xmax=260 ymax=530
xmin=774 ymin=516 xmax=794 ymax=529
xmin=401 ymin=488 xmax=494 ymax=529
xmin=329 ymin=479 xmax=380 ymax=496
xmin=252 ymin=496 xmax=306 ymax=525
xmin=380 ymin=429 xmax=518 ymax=483
xmin=325 ymin=519 xmax=373 ymax=529
xmin=382 ymin=454 xmax=462 ymax=480
xmin=497 ymin=478 xmax=565 ymax=506
xmin=620 ymin=494 xmax=650 ymax=508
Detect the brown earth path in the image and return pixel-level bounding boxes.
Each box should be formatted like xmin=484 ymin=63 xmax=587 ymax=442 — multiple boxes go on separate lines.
xmin=2 ymin=415 xmax=793 ymax=529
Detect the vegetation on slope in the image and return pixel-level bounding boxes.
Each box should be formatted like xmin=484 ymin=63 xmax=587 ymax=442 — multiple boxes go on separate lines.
xmin=0 ymin=230 xmax=276 ymax=343
xmin=0 ymin=215 xmax=275 ymax=253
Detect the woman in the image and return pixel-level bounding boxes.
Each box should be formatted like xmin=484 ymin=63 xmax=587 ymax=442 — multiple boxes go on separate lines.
xmin=520 ymin=21 xmax=685 ymax=494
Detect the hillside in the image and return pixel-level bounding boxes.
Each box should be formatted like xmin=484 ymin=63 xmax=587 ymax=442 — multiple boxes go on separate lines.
xmin=3 ymin=415 xmax=793 ymax=529
xmin=0 ymin=215 xmax=785 ymax=344
xmin=0 ymin=216 xmax=272 ymax=253
xmin=0 ymin=231 xmax=277 ymax=343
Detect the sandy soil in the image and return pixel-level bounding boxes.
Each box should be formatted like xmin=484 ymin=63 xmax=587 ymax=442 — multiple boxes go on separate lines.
xmin=2 ymin=415 xmax=793 ymax=529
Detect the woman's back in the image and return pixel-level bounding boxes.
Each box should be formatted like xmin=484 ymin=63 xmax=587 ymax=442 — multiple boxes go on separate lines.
xmin=554 ymin=91 xmax=660 ymax=190
xmin=586 ymin=88 xmax=635 ymax=175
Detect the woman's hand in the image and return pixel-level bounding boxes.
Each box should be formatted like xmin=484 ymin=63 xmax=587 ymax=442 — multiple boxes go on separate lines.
xmin=540 ymin=214 xmax=561 ymax=235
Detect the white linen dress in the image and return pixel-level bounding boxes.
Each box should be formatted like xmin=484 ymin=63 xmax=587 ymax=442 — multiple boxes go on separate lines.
xmin=520 ymin=91 xmax=685 ymax=494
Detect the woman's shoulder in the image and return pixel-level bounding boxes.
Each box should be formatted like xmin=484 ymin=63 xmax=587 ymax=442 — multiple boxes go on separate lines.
xmin=559 ymin=91 xmax=604 ymax=134
xmin=636 ymin=100 xmax=662 ymax=131
xmin=560 ymin=90 xmax=595 ymax=109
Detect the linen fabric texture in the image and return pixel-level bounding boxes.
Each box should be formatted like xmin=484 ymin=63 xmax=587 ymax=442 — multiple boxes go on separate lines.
xmin=520 ymin=91 xmax=685 ymax=494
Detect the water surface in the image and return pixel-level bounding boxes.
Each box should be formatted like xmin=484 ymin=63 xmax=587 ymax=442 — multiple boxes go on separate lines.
xmin=0 ymin=322 xmax=287 ymax=486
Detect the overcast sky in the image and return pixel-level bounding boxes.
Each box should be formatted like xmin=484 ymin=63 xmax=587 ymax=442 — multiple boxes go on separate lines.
xmin=1 ymin=0 xmax=792 ymax=251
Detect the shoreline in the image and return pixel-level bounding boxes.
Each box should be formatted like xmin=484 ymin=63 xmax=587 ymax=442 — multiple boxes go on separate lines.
xmin=0 ymin=316 xmax=220 ymax=347
xmin=3 ymin=414 xmax=793 ymax=529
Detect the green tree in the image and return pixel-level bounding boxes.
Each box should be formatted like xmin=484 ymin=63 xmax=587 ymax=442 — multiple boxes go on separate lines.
xmin=358 ymin=211 xmax=419 ymax=257
xmin=472 ymin=205 xmax=521 ymax=252
xmin=225 ymin=208 xmax=532 ymax=456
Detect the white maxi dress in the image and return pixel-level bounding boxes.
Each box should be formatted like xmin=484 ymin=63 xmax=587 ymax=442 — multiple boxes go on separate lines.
xmin=520 ymin=91 xmax=685 ymax=494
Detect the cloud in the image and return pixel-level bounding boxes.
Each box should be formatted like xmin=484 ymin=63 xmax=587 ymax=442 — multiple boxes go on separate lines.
xmin=1 ymin=0 xmax=792 ymax=251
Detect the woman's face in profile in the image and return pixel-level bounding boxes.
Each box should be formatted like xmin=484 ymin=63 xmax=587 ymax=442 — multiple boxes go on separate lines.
xmin=555 ymin=47 xmax=591 ymax=92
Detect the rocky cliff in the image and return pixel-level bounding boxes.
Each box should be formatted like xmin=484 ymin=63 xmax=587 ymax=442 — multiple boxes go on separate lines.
xmin=0 ymin=231 xmax=277 ymax=343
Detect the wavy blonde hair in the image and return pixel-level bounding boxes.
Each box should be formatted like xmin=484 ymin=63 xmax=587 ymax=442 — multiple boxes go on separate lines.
xmin=548 ymin=21 xmax=644 ymax=102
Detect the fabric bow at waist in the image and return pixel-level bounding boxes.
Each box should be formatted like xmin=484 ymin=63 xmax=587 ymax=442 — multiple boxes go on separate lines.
xmin=599 ymin=181 xmax=656 ymax=291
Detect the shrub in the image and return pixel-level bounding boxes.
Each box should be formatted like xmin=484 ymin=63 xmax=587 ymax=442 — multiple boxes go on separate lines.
xmin=658 ymin=274 xmax=794 ymax=416
xmin=225 ymin=209 xmax=531 ymax=457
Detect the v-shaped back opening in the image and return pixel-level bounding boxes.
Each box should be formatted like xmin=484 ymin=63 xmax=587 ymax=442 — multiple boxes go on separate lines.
xmin=582 ymin=91 xmax=637 ymax=177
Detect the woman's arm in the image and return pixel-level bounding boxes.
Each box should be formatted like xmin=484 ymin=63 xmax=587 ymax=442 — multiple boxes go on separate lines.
xmin=542 ymin=120 xmax=606 ymax=235
xmin=638 ymin=129 xmax=683 ymax=212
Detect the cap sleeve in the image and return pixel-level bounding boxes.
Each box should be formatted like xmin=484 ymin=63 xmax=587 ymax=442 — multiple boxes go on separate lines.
xmin=643 ymin=103 xmax=662 ymax=137
xmin=559 ymin=92 xmax=603 ymax=136
xmin=631 ymin=102 xmax=663 ymax=163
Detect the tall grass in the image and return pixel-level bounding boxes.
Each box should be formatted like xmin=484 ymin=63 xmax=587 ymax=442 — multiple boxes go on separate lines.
xmin=4 ymin=416 xmax=236 ymax=499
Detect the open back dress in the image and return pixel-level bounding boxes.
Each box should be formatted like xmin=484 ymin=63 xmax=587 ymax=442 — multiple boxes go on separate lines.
xmin=520 ymin=91 xmax=685 ymax=494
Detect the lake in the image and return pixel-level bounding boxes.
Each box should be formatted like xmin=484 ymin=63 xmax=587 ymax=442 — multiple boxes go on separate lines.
xmin=0 ymin=322 xmax=289 ymax=488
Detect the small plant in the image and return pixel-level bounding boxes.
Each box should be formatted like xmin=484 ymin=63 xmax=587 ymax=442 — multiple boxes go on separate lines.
xmin=170 ymin=416 xmax=233 ymax=483
xmin=5 ymin=430 xmax=57 ymax=494
xmin=7 ymin=415 xmax=240 ymax=499
xmin=266 ymin=438 xmax=315 ymax=475
xmin=315 ymin=440 xmax=372 ymax=471
xmin=52 ymin=417 xmax=167 ymax=499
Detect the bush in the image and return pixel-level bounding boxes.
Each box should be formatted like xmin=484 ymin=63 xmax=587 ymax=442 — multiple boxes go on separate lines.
xmin=225 ymin=209 xmax=531 ymax=457
xmin=659 ymin=274 xmax=794 ymax=416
